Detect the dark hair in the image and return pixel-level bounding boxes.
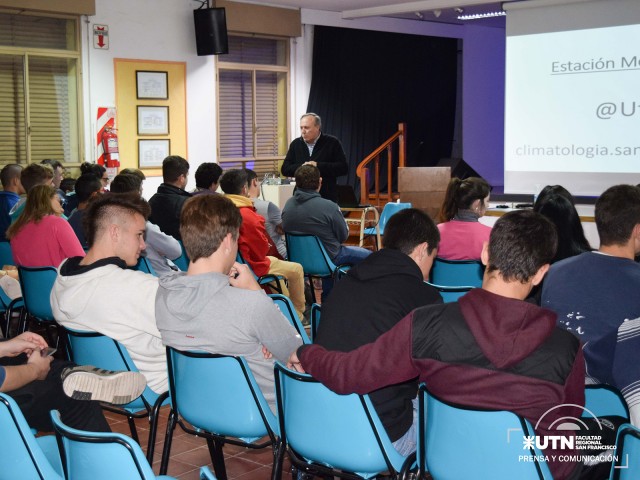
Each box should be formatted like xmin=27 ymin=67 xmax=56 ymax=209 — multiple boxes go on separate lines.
xmin=534 ymin=185 xmax=575 ymax=208
xmin=162 ymin=156 xmax=189 ymax=183
xmin=533 ymin=193 xmax=591 ymax=263
xmin=595 ymin=184 xmax=640 ymax=247
xmin=245 ymin=168 xmax=257 ymax=184
xmin=294 ymin=165 xmax=321 ymax=190
xmin=59 ymin=177 xmax=76 ymax=194
xmin=120 ymin=168 xmax=146 ymax=181
xmin=486 ymin=210 xmax=557 ymax=283
xmin=0 ymin=164 xmax=22 ymax=188
xmin=40 ymin=159 xmax=63 ymax=171
xmin=195 ymin=163 xmax=223 ymax=189
xmin=74 ymin=174 xmax=103 ymax=203
xmin=180 ymin=195 xmax=242 ymax=262
xmin=438 ymin=177 xmax=491 ymax=223
xmin=83 ymin=193 xmax=151 ymax=248
xmin=383 ymin=208 xmax=440 ymax=255
xmin=80 ymin=161 xmax=106 ymax=179
xmin=219 ymin=169 xmax=248 ymax=195
xmin=21 ymin=164 xmax=53 ymax=193
xmin=109 ymin=173 xmax=142 ymax=195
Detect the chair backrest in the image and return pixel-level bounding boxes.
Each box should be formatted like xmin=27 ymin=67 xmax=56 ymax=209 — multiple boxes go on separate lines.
xmin=172 ymin=240 xmax=189 ymax=271
xmin=269 ymin=294 xmax=311 ymax=344
xmin=584 ymin=385 xmax=629 ymax=420
xmin=167 ymin=347 xmax=277 ymax=443
xmin=426 ymin=282 xmax=472 ymax=303
xmin=310 ymin=303 xmax=321 ymax=342
xmin=275 ymin=363 xmax=406 ymax=478
xmin=430 ymin=257 xmax=484 ymax=288
xmin=378 ymin=202 xmax=412 ymax=234
xmin=0 ymin=393 xmax=63 ymax=480
xmin=285 ymin=233 xmax=337 ymax=278
xmin=18 ymin=266 xmax=57 ymax=321
xmin=64 ymin=328 xmax=159 ymax=412
xmin=610 ymin=424 xmax=640 ymax=480
xmin=50 ymin=410 xmax=163 ymax=480
xmin=134 ymin=256 xmax=157 ymax=276
xmin=424 ymin=388 xmax=552 ymax=480
xmin=0 ymin=241 xmax=14 ymax=266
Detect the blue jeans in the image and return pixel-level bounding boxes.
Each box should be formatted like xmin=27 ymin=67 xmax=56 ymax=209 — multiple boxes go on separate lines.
xmin=322 ymin=246 xmax=371 ymax=301
xmin=392 ymin=397 xmax=419 ymax=456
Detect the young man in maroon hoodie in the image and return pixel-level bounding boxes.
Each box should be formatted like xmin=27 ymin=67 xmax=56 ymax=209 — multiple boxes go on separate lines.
xmin=289 ymin=210 xmax=589 ymax=480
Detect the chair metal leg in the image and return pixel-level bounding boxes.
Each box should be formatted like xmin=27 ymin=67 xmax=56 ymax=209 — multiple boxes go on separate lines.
xmin=127 ymin=415 xmax=139 ymax=443
xmin=146 ymin=391 xmax=169 ymax=463
xmin=271 ymin=439 xmax=285 ymax=480
xmin=159 ymin=409 xmax=178 ymax=475
xmin=206 ymin=437 xmax=227 ymax=480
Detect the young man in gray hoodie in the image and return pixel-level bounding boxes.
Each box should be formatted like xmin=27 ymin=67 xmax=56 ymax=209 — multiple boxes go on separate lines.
xmin=155 ymin=194 xmax=302 ymax=410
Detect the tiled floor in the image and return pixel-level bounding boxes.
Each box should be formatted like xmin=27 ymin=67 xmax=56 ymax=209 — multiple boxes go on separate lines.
xmin=106 ymin=406 xmax=290 ymax=479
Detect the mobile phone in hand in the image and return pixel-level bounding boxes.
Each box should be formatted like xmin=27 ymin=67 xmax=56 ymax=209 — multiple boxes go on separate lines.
xmin=41 ymin=347 xmax=57 ymax=357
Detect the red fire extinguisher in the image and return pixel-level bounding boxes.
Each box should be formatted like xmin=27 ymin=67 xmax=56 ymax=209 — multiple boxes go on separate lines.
xmin=101 ymin=127 xmax=120 ymax=168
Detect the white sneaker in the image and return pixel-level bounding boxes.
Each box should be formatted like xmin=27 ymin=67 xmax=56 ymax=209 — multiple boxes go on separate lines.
xmin=61 ymin=366 xmax=147 ymax=405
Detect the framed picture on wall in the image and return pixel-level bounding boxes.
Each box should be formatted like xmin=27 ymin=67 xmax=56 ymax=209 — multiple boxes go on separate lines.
xmin=137 ymin=106 xmax=169 ymax=135
xmin=138 ymin=139 xmax=170 ymax=168
xmin=136 ymin=70 xmax=168 ymax=99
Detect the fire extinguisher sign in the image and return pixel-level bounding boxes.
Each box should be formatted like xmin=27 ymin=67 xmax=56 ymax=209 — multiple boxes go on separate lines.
xmin=93 ymin=25 xmax=109 ymax=50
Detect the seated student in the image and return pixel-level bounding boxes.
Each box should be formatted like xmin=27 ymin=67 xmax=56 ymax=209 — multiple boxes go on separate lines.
xmin=289 ymin=210 xmax=590 ymax=480
xmin=67 ymin=173 xmax=103 ymax=248
xmin=149 ymin=156 xmax=192 ymax=241
xmin=155 ymin=194 xmax=302 ymax=410
xmin=192 ymin=162 xmax=223 ymax=196
xmin=281 ymin=164 xmax=371 ymax=299
xmin=542 ymin=184 xmax=640 ymax=427
xmin=220 ymin=169 xmax=306 ymax=320
xmin=0 ymin=164 xmax=24 ymax=241
xmin=7 ymin=185 xmax=85 ymax=267
xmin=1 ymin=331 xmax=145 ymax=432
xmin=51 ymin=193 xmax=167 ymax=394
xmin=436 ymin=176 xmax=492 ymax=260
xmin=110 ymin=173 xmax=182 ymax=276
xmin=10 ymin=163 xmax=54 ymax=222
xmin=246 ymin=169 xmax=287 ymax=259
xmin=315 ymin=208 xmax=442 ymax=454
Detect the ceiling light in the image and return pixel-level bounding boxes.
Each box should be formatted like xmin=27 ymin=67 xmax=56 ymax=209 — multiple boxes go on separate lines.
xmin=458 ymin=10 xmax=506 ymax=20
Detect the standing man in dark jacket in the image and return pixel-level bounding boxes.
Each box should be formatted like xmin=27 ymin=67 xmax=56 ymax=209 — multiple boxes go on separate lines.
xmin=289 ymin=211 xmax=589 ymax=480
xmin=281 ymin=113 xmax=348 ymax=203
xmin=149 ymin=156 xmax=192 ymax=240
xmin=314 ymin=208 xmax=442 ymax=454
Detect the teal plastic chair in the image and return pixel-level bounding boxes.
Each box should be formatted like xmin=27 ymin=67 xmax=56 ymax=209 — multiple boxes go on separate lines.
xmin=423 ymin=386 xmax=553 ymax=480
xmin=134 ymin=256 xmax=157 ymax=276
xmin=285 ymin=233 xmax=351 ymax=303
xmin=269 ymin=293 xmax=310 ymax=344
xmin=310 ymin=303 xmax=321 ymax=342
xmin=609 ymin=424 xmax=640 ymax=479
xmin=364 ymin=202 xmax=412 ymax=249
xmin=430 ymin=257 xmax=484 ymax=288
xmin=172 ymin=240 xmax=190 ymax=271
xmin=236 ymin=251 xmax=284 ymax=294
xmin=0 ymin=241 xmax=15 ymax=266
xmin=584 ymin=384 xmax=629 ymax=419
xmin=200 ymin=467 xmax=218 ymax=480
xmin=18 ymin=266 xmax=61 ymax=345
xmin=160 ymin=348 xmax=281 ymax=479
xmin=426 ymin=282 xmax=472 ymax=303
xmin=64 ymin=328 xmax=169 ymax=463
xmin=50 ymin=410 xmax=180 ymax=480
xmin=274 ymin=362 xmax=408 ymax=479
xmin=0 ymin=393 xmax=63 ymax=480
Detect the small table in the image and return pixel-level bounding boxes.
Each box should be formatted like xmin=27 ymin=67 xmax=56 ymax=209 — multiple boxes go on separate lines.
xmin=341 ymin=206 xmax=380 ymax=248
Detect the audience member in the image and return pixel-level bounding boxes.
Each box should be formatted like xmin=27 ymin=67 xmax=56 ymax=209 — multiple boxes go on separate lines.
xmin=0 ymin=164 xmax=24 ymax=241
xmin=155 ymin=194 xmax=302 ymax=410
xmin=10 ymin=163 xmax=54 ymax=221
xmin=314 ymin=208 xmax=442 ymax=454
xmin=1 ymin=331 xmax=145 ymax=432
xmin=67 ymin=173 xmax=103 ymax=248
xmin=192 ymin=162 xmax=223 ymax=196
xmin=281 ymin=164 xmax=370 ymax=299
xmin=7 ymin=185 xmax=84 ymax=267
xmin=436 ymin=176 xmax=492 ymax=260
xmin=60 ymin=177 xmax=76 ymax=195
xmin=542 ymin=184 xmax=640 ymax=427
xmin=246 ymin=169 xmax=287 ymax=259
xmin=51 ymin=193 xmax=166 ymax=394
xmin=289 ymin=210 xmax=593 ymax=480
xmin=80 ymin=162 xmax=109 ymax=191
xmin=110 ymin=173 xmax=181 ymax=276
xmin=281 ymin=113 xmax=348 ymax=203
xmin=40 ymin=158 xmax=66 ymax=208
xmin=149 ymin=156 xmax=192 ymax=240
xmin=220 ymin=169 xmax=305 ymax=319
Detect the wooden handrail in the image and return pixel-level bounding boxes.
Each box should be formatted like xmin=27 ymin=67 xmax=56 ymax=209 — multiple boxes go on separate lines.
xmin=356 ymin=122 xmax=406 ymax=207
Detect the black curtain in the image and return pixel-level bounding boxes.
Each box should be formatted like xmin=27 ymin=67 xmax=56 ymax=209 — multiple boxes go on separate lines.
xmin=307 ymin=26 xmax=458 ymax=198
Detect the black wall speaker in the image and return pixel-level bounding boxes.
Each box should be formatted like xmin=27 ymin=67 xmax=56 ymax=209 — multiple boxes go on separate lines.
xmin=437 ymin=158 xmax=483 ymax=181
xmin=193 ymin=8 xmax=229 ymax=56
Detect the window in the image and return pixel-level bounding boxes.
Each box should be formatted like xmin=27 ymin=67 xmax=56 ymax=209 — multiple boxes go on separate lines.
xmin=217 ymin=36 xmax=289 ymax=176
xmin=0 ymin=12 xmax=82 ymax=166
